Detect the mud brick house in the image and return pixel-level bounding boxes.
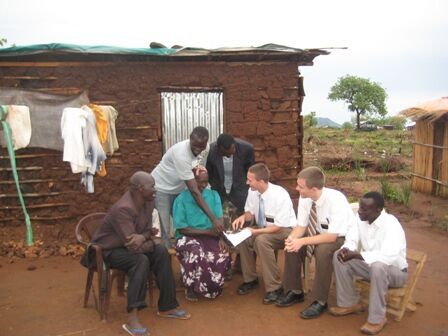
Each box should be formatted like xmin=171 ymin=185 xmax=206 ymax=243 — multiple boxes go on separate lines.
xmin=0 ymin=43 xmax=328 ymax=234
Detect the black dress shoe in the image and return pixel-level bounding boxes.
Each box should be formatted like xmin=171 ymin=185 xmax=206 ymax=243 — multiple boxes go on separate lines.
xmin=263 ymin=287 xmax=283 ymax=305
xmin=237 ymin=279 xmax=259 ymax=295
xmin=275 ymin=291 xmax=305 ymax=307
xmin=300 ymin=301 xmax=328 ymax=319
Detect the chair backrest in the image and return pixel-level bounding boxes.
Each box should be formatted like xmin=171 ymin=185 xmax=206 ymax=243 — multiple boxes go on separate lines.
xmin=75 ymin=212 xmax=107 ymax=245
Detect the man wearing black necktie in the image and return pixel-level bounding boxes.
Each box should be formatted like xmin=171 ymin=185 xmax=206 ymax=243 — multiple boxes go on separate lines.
xmin=277 ymin=166 xmax=355 ymax=320
xmin=231 ymin=163 xmax=297 ymax=304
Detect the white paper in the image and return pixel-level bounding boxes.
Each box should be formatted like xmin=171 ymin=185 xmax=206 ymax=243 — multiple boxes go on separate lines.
xmin=224 ymin=228 xmax=252 ymax=247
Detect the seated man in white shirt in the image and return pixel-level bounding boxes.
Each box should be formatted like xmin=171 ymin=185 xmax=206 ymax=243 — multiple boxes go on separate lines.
xmin=330 ymin=191 xmax=408 ymax=335
xmin=232 ymin=163 xmax=296 ymax=304
xmin=278 ymin=166 xmax=355 ymax=319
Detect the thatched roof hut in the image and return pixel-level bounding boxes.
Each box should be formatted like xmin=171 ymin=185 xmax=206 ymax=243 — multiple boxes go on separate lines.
xmin=400 ymin=97 xmax=448 ymax=197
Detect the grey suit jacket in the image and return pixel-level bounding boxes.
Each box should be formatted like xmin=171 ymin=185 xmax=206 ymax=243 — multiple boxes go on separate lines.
xmin=206 ymin=138 xmax=255 ymax=213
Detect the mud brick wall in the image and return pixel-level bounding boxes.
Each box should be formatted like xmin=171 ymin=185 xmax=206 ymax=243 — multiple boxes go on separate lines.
xmin=0 ymin=60 xmax=304 ymax=231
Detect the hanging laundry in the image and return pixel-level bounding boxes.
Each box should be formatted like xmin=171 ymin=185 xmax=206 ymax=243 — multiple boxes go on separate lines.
xmin=61 ymin=106 xmax=107 ymax=193
xmin=61 ymin=107 xmax=89 ymax=173
xmin=100 ymin=105 xmax=119 ymax=155
xmin=88 ymin=104 xmax=109 ymax=176
xmin=88 ymin=104 xmax=108 ymax=144
xmin=81 ymin=105 xmax=107 ymax=174
xmin=0 ymin=105 xmax=31 ymax=150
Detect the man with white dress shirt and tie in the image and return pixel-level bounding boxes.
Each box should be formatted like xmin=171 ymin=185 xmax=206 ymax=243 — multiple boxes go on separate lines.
xmin=277 ymin=166 xmax=355 ymax=320
xmin=330 ymin=191 xmax=408 ymax=335
xmin=231 ymin=163 xmax=297 ymax=304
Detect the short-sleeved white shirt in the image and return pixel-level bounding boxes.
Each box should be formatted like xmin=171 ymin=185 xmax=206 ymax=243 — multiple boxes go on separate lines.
xmin=151 ymin=140 xmax=208 ymax=194
xmin=245 ymin=182 xmax=297 ymax=228
xmin=296 ymin=187 xmax=354 ymax=236
xmin=342 ymin=211 xmax=408 ymax=269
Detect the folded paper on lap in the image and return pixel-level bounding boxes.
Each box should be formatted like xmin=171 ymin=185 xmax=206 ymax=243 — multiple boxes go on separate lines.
xmin=224 ymin=228 xmax=252 ymax=247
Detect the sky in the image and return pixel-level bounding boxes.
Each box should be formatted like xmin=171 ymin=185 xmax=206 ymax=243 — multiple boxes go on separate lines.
xmin=1 ymin=0 xmax=447 ymax=124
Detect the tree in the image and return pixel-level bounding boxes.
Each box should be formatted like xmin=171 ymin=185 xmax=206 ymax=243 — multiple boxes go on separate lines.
xmin=328 ymin=75 xmax=387 ymax=130
xmin=303 ymin=111 xmax=317 ymax=127
xmin=0 ymin=37 xmax=7 ymax=46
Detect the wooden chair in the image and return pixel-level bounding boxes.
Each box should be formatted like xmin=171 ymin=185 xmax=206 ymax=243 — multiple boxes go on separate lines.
xmin=75 ymin=212 xmax=154 ymax=321
xmin=355 ymin=248 xmax=427 ymax=322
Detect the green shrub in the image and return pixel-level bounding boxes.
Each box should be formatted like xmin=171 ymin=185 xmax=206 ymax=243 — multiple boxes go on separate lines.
xmin=379 ymin=177 xmax=412 ymax=207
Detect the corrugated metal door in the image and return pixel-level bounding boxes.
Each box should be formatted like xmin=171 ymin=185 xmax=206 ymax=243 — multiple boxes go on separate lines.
xmin=160 ymin=91 xmax=223 ymax=152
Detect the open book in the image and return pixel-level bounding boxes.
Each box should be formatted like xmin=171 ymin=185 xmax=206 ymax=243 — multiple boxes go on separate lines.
xmin=223 ymin=228 xmax=252 ymax=247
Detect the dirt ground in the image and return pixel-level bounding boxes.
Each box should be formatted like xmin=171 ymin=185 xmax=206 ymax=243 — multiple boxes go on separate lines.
xmin=1 ymin=181 xmax=448 ymax=336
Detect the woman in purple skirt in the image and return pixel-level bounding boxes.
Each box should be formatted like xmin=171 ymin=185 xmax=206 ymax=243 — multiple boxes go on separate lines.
xmin=173 ymin=167 xmax=232 ymax=301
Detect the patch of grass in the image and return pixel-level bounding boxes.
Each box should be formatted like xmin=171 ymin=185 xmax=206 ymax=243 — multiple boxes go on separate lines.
xmin=353 ymin=156 xmax=366 ymax=181
xmin=304 ymin=128 xmax=413 ymax=169
xmin=379 ymin=177 xmax=412 ymax=207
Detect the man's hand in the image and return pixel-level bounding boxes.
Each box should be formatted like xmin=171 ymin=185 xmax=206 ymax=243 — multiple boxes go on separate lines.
xmin=232 ymin=215 xmax=245 ymax=231
xmin=150 ymin=227 xmax=159 ymax=237
xmin=125 ymin=233 xmax=146 ymax=250
xmin=284 ymin=237 xmax=304 ymax=253
xmin=337 ymin=247 xmax=362 ymax=263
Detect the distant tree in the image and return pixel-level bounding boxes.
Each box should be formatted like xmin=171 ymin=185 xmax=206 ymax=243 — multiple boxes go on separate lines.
xmin=341 ymin=121 xmax=353 ymax=129
xmin=303 ymin=111 xmax=317 ymax=127
xmin=0 ymin=37 xmax=7 ymax=46
xmin=328 ymin=75 xmax=387 ymax=130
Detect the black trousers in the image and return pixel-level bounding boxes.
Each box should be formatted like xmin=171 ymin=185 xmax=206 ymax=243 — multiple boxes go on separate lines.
xmin=106 ymin=244 xmax=178 ymax=312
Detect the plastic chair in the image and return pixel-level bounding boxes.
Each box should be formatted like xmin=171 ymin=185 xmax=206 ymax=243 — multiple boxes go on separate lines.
xmin=355 ymin=248 xmax=426 ymax=321
xmin=75 ymin=212 xmax=154 ymax=321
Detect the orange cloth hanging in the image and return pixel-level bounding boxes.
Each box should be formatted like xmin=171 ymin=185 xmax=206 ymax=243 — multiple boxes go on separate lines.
xmin=88 ymin=104 xmax=108 ymax=176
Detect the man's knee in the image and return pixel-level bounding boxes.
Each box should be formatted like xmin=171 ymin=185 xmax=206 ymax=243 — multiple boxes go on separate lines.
xmin=153 ymin=243 xmax=170 ymax=261
xmin=370 ymin=261 xmax=387 ymax=278
xmin=315 ymin=243 xmax=337 ymax=260
xmin=134 ymin=254 xmax=150 ymax=271
xmin=253 ymin=234 xmax=272 ymax=252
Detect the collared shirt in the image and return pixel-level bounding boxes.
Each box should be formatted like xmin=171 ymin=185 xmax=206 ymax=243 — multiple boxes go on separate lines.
xmin=223 ymin=155 xmax=233 ymax=194
xmin=245 ymin=182 xmax=296 ymax=228
xmin=151 ymin=139 xmax=209 ymax=194
xmin=297 ymin=187 xmax=355 ymax=236
xmin=343 ymin=210 xmax=408 ymax=269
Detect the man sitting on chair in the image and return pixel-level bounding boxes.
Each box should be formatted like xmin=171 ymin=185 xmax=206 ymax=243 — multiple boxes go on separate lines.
xmin=92 ymin=171 xmax=190 ymax=336
xmin=278 ymin=166 xmax=355 ymax=319
xmin=330 ymin=191 xmax=408 ymax=335
xmin=232 ymin=163 xmax=296 ymax=304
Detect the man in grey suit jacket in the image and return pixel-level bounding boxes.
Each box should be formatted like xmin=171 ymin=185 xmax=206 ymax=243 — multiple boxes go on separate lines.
xmin=206 ymin=133 xmax=255 ymax=226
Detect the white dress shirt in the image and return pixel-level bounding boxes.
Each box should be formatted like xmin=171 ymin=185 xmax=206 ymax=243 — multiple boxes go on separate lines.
xmin=245 ymin=182 xmax=297 ymax=228
xmin=343 ymin=210 xmax=408 ymax=270
xmin=297 ymin=187 xmax=355 ymax=236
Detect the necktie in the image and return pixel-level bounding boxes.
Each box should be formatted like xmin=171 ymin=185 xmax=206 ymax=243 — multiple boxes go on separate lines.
xmin=257 ymin=196 xmax=265 ymax=227
xmin=306 ymin=201 xmax=318 ymax=259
